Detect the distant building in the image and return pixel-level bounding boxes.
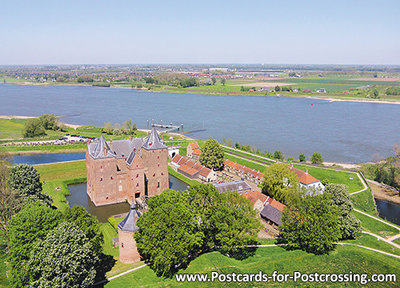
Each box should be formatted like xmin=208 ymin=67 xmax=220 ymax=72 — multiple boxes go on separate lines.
xmin=317 ymin=88 xmax=327 ymax=93
xmin=118 ymin=204 xmax=141 ymax=264
xmin=213 ymin=180 xmax=251 ymax=194
xmin=86 ymin=128 xmax=168 ymax=206
xmin=303 ymin=89 xmax=312 ymax=93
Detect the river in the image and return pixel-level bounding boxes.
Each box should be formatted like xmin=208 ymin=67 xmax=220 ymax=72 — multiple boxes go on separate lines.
xmin=1 ymin=83 xmax=400 ymax=163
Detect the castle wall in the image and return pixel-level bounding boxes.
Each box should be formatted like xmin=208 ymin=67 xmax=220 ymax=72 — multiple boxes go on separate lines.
xmin=141 ymin=148 xmax=169 ymax=197
xmin=118 ymin=228 xmax=140 ymax=264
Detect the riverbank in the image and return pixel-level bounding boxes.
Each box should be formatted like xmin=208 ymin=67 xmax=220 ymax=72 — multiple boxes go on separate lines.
xmin=0 ymin=115 xmax=82 ymax=129
xmin=369 ymin=180 xmax=400 ymax=205
xmin=6 ymin=81 xmax=400 ymax=105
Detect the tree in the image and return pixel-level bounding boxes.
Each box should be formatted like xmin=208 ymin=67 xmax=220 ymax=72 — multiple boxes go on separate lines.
xmin=261 ymin=163 xmax=300 ymax=206
xmin=0 ymin=152 xmax=23 ymax=236
xmin=22 ymin=118 xmax=46 ymax=138
xmin=222 ymin=138 xmax=233 ymax=147
xmin=279 ymin=193 xmax=341 ymax=254
xmin=274 ymin=150 xmax=284 ymax=161
xmin=77 ymin=75 xmax=93 ymax=83
xmin=102 ymin=122 xmax=113 ymax=135
xmin=38 ymin=114 xmax=59 ymax=130
xmin=275 ymin=85 xmax=281 ymax=92
xmin=135 ymin=189 xmax=203 ymax=277
xmin=310 ymin=152 xmax=323 ymax=164
xmin=325 ymin=184 xmax=361 ymax=239
xmin=8 ymin=164 xmax=52 ymax=206
xmin=221 ymin=78 xmax=226 ymax=86
xmin=28 ymin=222 xmax=98 ymax=288
xmin=136 ymin=185 xmax=261 ymax=277
xmin=63 ymin=206 xmax=104 ymax=256
xmin=299 ymin=154 xmax=306 ymax=162
xmin=211 ymin=77 xmax=216 ymax=85
xmin=372 ymin=88 xmax=379 ymax=99
xmin=199 ymin=138 xmax=224 ymax=171
xmin=8 ymin=203 xmax=62 ymax=287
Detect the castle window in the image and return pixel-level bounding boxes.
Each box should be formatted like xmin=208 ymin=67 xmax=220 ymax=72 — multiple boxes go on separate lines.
xmin=136 ymin=174 xmax=139 ymax=178
xmin=157 ymin=156 xmax=159 ymax=159
xmin=111 ymin=176 xmax=114 ymax=180
xmin=158 ymin=164 xmax=160 ymax=167
xmin=116 ymin=165 xmax=120 ymax=172
xmin=100 ymin=178 xmax=103 ymax=181
xmin=157 ymin=182 xmax=160 ymax=188
xmin=121 ymin=243 xmax=124 ymax=248
xmin=136 ymin=183 xmax=139 ymax=187
xmin=153 ymin=173 xmax=155 ymax=177
xmin=100 ymin=165 xmax=103 ymax=169
xmin=161 ymin=172 xmax=164 ymax=176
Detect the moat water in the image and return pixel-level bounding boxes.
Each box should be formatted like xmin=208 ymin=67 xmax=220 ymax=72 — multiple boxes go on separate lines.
xmin=1 ymin=83 xmax=400 ymax=163
xmin=11 ymin=152 xmax=86 ymax=165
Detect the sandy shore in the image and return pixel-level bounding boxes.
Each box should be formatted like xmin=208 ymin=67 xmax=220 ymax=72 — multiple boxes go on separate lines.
xmin=0 ymin=115 xmax=82 ymax=129
xmin=368 ymin=180 xmax=400 ymax=205
xmin=304 ymin=96 xmax=400 ymax=105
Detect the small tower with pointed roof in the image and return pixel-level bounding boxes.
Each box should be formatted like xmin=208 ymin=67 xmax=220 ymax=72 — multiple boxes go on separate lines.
xmin=118 ymin=203 xmax=141 ymax=263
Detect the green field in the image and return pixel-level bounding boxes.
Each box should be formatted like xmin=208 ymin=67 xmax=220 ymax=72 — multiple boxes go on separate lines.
xmin=105 ymin=245 xmax=400 ymax=287
xmin=35 ymin=160 xmax=87 ymax=211
xmin=350 ymin=189 xmax=377 ymax=215
xmin=294 ymin=164 xmax=364 ymax=193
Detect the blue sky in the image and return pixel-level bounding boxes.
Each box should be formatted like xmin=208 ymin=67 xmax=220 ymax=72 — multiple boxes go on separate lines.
xmin=1 ymin=0 xmax=399 ymax=65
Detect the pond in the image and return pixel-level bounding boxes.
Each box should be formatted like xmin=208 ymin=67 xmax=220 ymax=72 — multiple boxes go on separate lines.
xmin=67 ymin=175 xmax=189 ymax=222
xmin=375 ymin=198 xmax=400 ymax=226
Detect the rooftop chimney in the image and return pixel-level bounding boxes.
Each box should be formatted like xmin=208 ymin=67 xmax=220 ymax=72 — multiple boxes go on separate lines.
xmin=305 ymin=169 xmax=308 ymax=175
xmin=103 ymin=145 xmax=107 ymax=157
xmin=110 ymin=139 xmax=113 ymax=150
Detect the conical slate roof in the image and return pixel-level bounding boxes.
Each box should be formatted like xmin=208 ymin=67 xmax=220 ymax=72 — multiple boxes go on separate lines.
xmin=90 ymin=135 xmax=115 ymax=158
xmin=142 ymin=127 xmax=167 ymax=150
xmin=118 ymin=203 xmax=141 ymax=232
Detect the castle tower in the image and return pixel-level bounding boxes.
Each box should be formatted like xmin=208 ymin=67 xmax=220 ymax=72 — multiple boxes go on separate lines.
xmin=141 ymin=127 xmax=169 ymax=197
xmin=118 ymin=203 xmax=141 ymax=264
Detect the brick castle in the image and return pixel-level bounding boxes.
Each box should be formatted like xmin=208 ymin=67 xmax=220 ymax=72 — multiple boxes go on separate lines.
xmin=86 ymin=127 xmax=169 ymax=206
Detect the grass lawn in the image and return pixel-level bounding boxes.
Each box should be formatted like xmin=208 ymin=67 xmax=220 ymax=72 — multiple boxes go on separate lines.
xmin=0 ymin=119 xmax=25 ymax=139
xmin=1 ymin=143 xmax=86 ymax=154
xmin=353 ymin=211 xmax=399 ymax=238
xmin=35 ymin=160 xmax=87 ymax=211
xmin=350 ymin=189 xmax=377 ymax=215
xmin=294 ymin=164 xmax=364 ymax=193
xmin=222 ymin=146 xmax=275 ymax=164
xmin=342 ymin=233 xmax=400 ymax=256
xmin=394 ymin=239 xmax=400 ymax=245
xmin=105 ymin=245 xmax=400 ymax=287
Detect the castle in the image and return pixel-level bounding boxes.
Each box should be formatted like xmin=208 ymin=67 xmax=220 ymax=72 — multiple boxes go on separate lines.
xmin=86 ymin=127 xmax=169 ymax=206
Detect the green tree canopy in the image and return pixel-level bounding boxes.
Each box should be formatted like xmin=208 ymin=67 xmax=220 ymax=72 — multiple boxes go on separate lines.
xmin=38 ymin=114 xmax=59 ymax=131
xmin=199 ymin=138 xmax=224 ymax=171
xmin=8 ymin=164 xmax=52 ymax=206
xmin=325 ymin=184 xmax=361 ymax=239
xmin=279 ymin=193 xmax=341 ymax=254
xmin=63 ymin=206 xmax=104 ymax=256
xmin=221 ymin=78 xmax=226 ymax=86
xmin=273 ymin=150 xmax=284 ymax=161
xmin=211 ymin=77 xmax=216 ymax=85
xmin=135 ymin=185 xmax=261 ymax=277
xmin=8 ymin=203 xmax=62 ymax=287
xmin=22 ymin=118 xmax=46 ymax=138
xmin=135 ymin=189 xmax=204 ymax=277
xmin=275 ymin=85 xmax=281 ymax=92
xmin=311 ymin=152 xmax=323 ymax=164
xmin=28 ymin=222 xmax=98 ymax=288
xmin=299 ymin=154 xmax=306 ymax=162
xmin=261 ymin=163 xmax=300 ymax=206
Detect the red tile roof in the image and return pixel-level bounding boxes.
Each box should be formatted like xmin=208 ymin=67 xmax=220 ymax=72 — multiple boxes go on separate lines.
xmin=171 ymin=154 xmax=182 ymax=164
xmin=189 ymin=142 xmax=200 ymax=150
xmin=192 ymin=149 xmax=201 ymax=156
xmin=268 ymin=198 xmax=286 ymax=212
xmin=243 ymin=191 xmax=268 ymax=205
xmin=289 ymin=167 xmax=319 ymax=185
xmin=199 ymin=167 xmax=212 ymax=177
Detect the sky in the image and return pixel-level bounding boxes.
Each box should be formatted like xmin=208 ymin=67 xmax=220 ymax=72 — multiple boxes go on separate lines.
xmin=1 ymin=0 xmax=399 ymax=65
